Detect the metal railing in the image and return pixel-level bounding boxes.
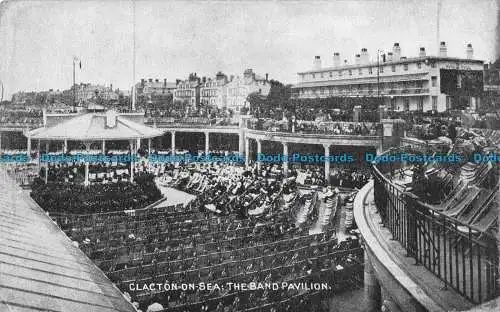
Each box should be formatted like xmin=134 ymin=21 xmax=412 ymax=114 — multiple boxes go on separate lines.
xmin=371 ymin=148 xmax=499 ymax=304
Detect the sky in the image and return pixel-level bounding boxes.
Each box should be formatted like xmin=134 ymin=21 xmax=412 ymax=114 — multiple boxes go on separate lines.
xmin=0 ymin=0 xmax=498 ymax=100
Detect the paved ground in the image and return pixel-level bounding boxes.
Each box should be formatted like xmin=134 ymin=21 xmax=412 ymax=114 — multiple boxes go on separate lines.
xmin=328 ymin=289 xmax=365 ymax=312
xmin=155 ymin=182 xmax=196 ymax=206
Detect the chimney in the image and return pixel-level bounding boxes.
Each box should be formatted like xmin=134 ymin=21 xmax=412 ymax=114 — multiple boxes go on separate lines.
xmin=344 ymin=59 xmax=348 ymax=65
xmin=466 ymin=43 xmax=473 ymax=59
xmin=333 ymin=52 xmax=341 ymax=67
xmin=392 ymin=43 xmax=401 ymax=61
xmin=314 ymin=56 xmax=322 ymax=70
xmin=361 ymin=48 xmax=369 ymax=64
xmin=419 ymin=47 xmax=426 ymax=57
xmin=265 ymin=73 xmax=268 ymax=81
xmin=355 ymin=54 xmax=361 ymax=65
xmin=164 ymin=78 xmax=167 ymax=86
xmin=439 ymin=41 xmax=447 ymax=57
xmin=110 ymin=84 xmax=113 ymax=91
xmin=155 ymin=79 xmax=159 ymax=83
xmin=387 ymin=52 xmax=393 ymax=62
xmin=149 ymin=78 xmax=153 ymax=83
xmin=141 ymin=78 xmax=145 ymax=85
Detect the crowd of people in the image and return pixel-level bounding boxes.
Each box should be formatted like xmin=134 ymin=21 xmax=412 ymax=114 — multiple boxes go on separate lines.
xmin=0 ymin=108 xmax=43 ymax=125
xmin=248 ymin=118 xmax=379 ymax=136
xmin=30 ymin=171 xmax=162 ymax=214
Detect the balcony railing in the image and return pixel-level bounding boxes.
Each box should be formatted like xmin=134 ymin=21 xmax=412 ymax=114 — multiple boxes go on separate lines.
xmin=371 ymin=148 xmax=499 ymax=304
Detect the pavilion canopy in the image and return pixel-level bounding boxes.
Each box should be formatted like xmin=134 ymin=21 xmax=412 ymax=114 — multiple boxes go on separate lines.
xmin=27 ymin=112 xmax=163 ymax=141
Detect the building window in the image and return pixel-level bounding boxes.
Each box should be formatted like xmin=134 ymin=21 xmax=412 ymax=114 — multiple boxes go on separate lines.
xmin=312 ymin=74 xmax=315 ymax=79
xmin=431 ymin=76 xmax=437 ymax=87
xmin=391 ymin=65 xmax=396 ymax=72
xmin=404 ymin=98 xmax=410 ymax=111
xmin=338 ymin=71 xmax=342 ymax=77
xmin=432 ymin=96 xmax=438 ymax=111
xmin=431 ymin=62 xmax=436 ymax=68
xmin=390 ymin=97 xmax=396 ymax=110
xmin=380 ymin=66 xmax=384 ymax=73
xmin=321 ymin=73 xmax=324 ymax=78
xmin=417 ymin=62 xmax=422 ymax=69
xmin=358 ymin=68 xmax=362 ymax=75
xmin=329 ymin=72 xmax=333 ymax=77
xmin=404 ymin=64 xmax=408 ymax=71
xmin=348 ymin=69 xmax=352 ymax=76
xmin=418 ymin=97 xmax=424 ymax=111
xmin=368 ymin=67 xmax=373 ymax=74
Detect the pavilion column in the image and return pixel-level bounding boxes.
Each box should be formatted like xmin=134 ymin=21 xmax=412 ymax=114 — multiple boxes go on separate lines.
xmin=101 ymin=140 xmax=106 ymax=154
xmin=84 ymin=142 xmax=91 ymax=187
xmin=27 ymin=135 xmax=31 ymax=156
xmin=283 ymin=142 xmax=289 ymax=177
xmin=0 ymin=131 xmax=2 ymax=152
xmin=245 ymin=138 xmax=250 ymax=168
xmin=171 ymin=131 xmax=176 ymax=156
xmin=63 ymin=139 xmax=68 ymax=154
xmin=256 ymin=139 xmax=262 ymax=172
xmin=37 ymin=139 xmax=41 ymax=167
xmin=45 ymin=142 xmax=49 ymax=154
xmin=323 ymin=144 xmax=331 ymax=184
xmin=148 ymin=138 xmax=151 ymax=156
xmin=136 ymin=138 xmax=141 ymax=153
xmin=129 ymin=140 xmax=135 ymax=183
xmin=204 ymin=131 xmax=210 ymax=155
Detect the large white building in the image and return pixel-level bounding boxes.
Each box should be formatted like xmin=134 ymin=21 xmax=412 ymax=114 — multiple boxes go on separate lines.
xmin=200 ymin=72 xmax=228 ymax=109
xmin=292 ymin=42 xmax=484 ymax=112
xmin=225 ymin=69 xmax=271 ymax=113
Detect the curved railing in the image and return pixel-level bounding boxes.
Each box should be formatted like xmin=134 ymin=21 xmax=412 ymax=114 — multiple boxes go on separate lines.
xmin=371 ymin=147 xmax=499 ymax=304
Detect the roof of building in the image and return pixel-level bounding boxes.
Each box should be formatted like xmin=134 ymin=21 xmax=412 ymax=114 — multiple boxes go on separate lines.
xmin=27 ymin=112 xmax=163 ymax=140
xmin=298 ymin=56 xmax=484 ymax=74
xmin=0 ymin=170 xmax=136 ymax=312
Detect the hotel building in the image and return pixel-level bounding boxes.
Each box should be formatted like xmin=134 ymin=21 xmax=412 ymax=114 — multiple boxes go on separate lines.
xmin=225 ymin=69 xmax=271 ymax=113
xmin=200 ymin=72 xmax=228 ymax=109
xmin=291 ymin=42 xmax=484 ymax=112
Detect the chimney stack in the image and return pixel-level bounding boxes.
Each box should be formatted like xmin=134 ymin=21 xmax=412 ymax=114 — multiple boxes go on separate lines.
xmin=439 ymin=41 xmax=447 ymax=57
xmin=392 ymin=43 xmax=401 ymax=61
xmin=355 ymin=54 xmax=361 ymax=65
xmin=265 ymin=73 xmax=268 ymax=81
xmin=314 ymin=56 xmax=322 ymax=70
xmin=149 ymin=78 xmax=153 ymax=83
xmin=419 ymin=47 xmax=426 ymax=57
xmin=466 ymin=43 xmax=473 ymax=59
xmin=141 ymin=78 xmax=145 ymax=85
xmin=387 ymin=52 xmax=393 ymax=62
xmin=361 ymin=48 xmax=369 ymax=64
xmin=333 ymin=52 xmax=341 ymax=67
xmin=164 ymin=78 xmax=167 ymax=86
xmin=110 ymin=84 xmax=113 ymax=91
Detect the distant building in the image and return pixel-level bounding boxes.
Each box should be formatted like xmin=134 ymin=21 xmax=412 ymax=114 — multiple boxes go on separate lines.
xmin=292 ymin=42 xmax=484 ymax=112
xmin=68 ymin=83 xmax=118 ymax=104
xmin=174 ymin=74 xmax=201 ymax=107
xmin=225 ymin=69 xmax=271 ymax=113
xmin=135 ymin=78 xmax=177 ymax=96
xmin=200 ymin=72 xmax=228 ymax=109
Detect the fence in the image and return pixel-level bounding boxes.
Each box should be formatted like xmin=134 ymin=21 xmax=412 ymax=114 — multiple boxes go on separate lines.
xmin=371 ymin=148 xmax=499 ymax=304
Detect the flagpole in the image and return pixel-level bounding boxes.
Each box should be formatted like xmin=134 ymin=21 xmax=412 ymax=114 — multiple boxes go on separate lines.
xmin=73 ymin=58 xmax=76 ymax=109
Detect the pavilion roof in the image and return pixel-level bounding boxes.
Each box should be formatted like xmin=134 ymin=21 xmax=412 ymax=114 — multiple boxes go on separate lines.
xmin=27 ymin=112 xmax=164 ymax=141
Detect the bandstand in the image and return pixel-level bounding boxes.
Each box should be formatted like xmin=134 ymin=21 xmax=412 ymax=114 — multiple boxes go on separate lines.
xmin=26 ymin=109 xmax=163 ymax=186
